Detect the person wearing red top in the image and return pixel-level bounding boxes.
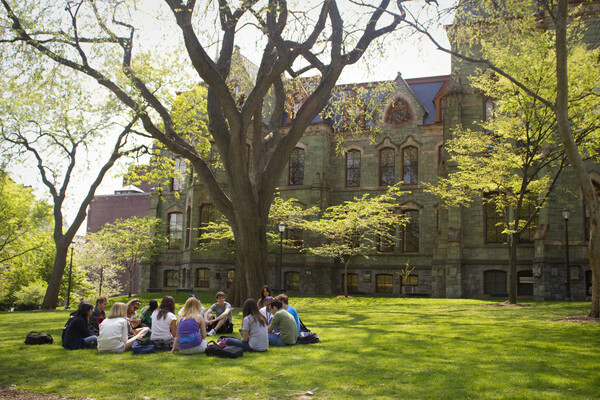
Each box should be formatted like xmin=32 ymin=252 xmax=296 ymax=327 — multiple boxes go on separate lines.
xmin=90 ymin=296 xmax=107 ymax=335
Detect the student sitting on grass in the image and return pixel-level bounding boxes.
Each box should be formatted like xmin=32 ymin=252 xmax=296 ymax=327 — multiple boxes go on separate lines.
xmin=204 ymin=291 xmax=233 ymax=336
xmin=62 ymin=302 xmax=98 ymax=350
xmin=224 ymin=298 xmax=268 ymax=352
xmin=178 ymin=294 xmax=205 ymax=317
xmin=258 ymin=285 xmax=272 ymax=308
xmin=139 ymin=300 xmax=158 ymax=328
xmin=275 ymin=294 xmax=301 ymax=333
xmin=126 ymin=298 xmax=144 ymax=334
xmin=267 ymin=299 xmax=298 ymax=346
xmin=150 ymin=296 xmax=178 ymax=351
xmin=259 ymin=296 xmax=274 ymax=326
xmin=90 ymin=296 xmax=107 ymax=335
xmin=97 ymin=302 xmax=149 ymax=354
xmin=172 ymin=297 xmax=207 ymax=355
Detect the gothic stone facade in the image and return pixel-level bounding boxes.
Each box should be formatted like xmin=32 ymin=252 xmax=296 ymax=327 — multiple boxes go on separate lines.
xmin=139 ymin=69 xmax=596 ymax=301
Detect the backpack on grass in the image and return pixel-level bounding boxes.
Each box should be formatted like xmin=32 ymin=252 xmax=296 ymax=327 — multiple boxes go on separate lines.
xmin=132 ymin=339 xmax=156 ymax=354
xmin=25 ymin=331 xmax=54 ymax=345
xmin=205 ymin=343 xmax=243 ymax=358
xmin=297 ymin=331 xmax=319 ymax=344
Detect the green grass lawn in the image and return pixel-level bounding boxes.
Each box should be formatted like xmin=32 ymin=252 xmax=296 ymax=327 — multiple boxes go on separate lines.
xmin=1 ymin=294 xmax=598 ymax=399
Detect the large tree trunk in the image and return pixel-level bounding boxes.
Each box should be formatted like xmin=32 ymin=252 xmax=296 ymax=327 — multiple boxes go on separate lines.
xmin=555 ymin=0 xmax=599 ymax=317
xmin=507 ymin=233 xmax=518 ymax=304
xmin=226 ymin=209 xmax=270 ymax=307
xmin=42 ymin=239 xmax=68 ymax=309
xmin=587 ymin=212 xmax=600 ymax=317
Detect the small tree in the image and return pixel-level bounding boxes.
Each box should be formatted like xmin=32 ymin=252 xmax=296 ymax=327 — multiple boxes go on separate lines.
xmin=85 ymin=217 xmax=165 ymax=297
xmin=301 ymin=186 xmax=406 ymax=298
xmin=428 ymin=58 xmax=572 ymax=303
xmin=76 ymin=237 xmax=124 ymax=297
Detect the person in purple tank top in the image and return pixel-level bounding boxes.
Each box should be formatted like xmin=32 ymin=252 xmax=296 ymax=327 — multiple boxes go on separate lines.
xmin=172 ymin=297 xmax=207 ymax=355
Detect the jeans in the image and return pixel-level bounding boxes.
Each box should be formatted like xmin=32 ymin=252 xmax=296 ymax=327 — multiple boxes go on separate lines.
xmin=224 ymin=337 xmax=251 ymax=352
xmin=83 ymin=335 xmax=98 ymax=348
xmin=268 ymin=332 xmax=294 ymax=347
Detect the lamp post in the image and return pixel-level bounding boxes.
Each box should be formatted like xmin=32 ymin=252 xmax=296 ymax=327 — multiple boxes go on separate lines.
xmin=99 ymin=265 xmax=103 ymax=297
xmin=562 ymin=208 xmax=571 ymax=301
xmin=65 ymin=242 xmax=75 ymax=309
xmin=278 ymin=222 xmax=286 ymax=291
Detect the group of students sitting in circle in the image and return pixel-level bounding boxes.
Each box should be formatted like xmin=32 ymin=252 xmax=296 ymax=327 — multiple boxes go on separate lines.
xmin=61 ymin=285 xmax=301 ymax=354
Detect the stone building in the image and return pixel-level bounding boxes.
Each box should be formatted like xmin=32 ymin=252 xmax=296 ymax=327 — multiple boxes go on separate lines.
xmin=123 ymin=4 xmax=599 ymax=300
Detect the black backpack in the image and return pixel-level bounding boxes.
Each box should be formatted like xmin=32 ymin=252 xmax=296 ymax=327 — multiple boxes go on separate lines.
xmin=25 ymin=331 xmax=54 ymax=345
xmin=61 ymin=315 xmax=75 ymax=343
xmin=297 ymin=331 xmax=319 ymax=344
xmin=205 ymin=343 xmax=244 ymax=358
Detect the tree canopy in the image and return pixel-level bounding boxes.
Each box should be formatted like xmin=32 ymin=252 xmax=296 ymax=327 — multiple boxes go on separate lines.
xmin=0 ymin=0 xmax=440 ymax=304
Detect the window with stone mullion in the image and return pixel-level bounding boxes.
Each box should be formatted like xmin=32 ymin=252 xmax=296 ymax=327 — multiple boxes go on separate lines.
xmin=345 ymin=149 xmax=361 ymax=187
xmin=379 ymin=148 xmax=395 ymax=186
xmin=402 ymin=146 xmax=418 ymax=185
xmin=289 ymin=148 xmax=305 ymax=186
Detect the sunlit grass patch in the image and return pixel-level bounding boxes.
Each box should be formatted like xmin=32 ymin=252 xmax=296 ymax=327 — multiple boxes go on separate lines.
xmin=1 ymin=296 xmax=598 ymax=399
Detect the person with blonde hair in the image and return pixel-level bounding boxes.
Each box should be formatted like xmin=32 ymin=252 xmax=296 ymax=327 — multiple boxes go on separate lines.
xmin=98 ymin=302 xmax=149 ymax=353
xmin=172 ymin=297 xmax=207 ymax=354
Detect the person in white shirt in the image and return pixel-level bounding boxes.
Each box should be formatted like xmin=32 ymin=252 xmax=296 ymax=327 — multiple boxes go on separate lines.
xmin=150 ymin=296 xmax=178 ymax=351
xmin=97 ymin=302 xmax=148 ymax=353
xmin=259 ymin=296 xmax=274 ymax=326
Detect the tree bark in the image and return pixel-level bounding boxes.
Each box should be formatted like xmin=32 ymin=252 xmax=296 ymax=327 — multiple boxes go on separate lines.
xmin=42 ymin=239 xmax=69 ymax=309
xmin=227 ymin=217 xmax=270 ymax=306
xmin=554 ymin=0 xmax=599 ymax=317
xmin=507 ymin=233 xmax=519 ymax=304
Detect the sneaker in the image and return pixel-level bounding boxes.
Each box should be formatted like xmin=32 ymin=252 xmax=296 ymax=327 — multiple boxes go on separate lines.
xmin=208 ymin=329 xmax=216 ymax=336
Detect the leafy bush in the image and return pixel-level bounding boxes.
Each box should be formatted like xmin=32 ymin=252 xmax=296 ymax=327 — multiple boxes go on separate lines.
xmin=14 ymin=280 xmax=47 ymax=310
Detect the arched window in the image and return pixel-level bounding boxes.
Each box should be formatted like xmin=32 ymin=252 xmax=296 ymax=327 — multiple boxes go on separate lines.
xmin=195 ymin=268 xmax=210 ymax=288
xmin=376 ymin=274 xmax=393 ymax=293
xmin=167 ymin=212 xmax=183 ymax=249
xmin=289 ymin=148 xmax=305 ymax=186
xmin=402 ymin=210 xmax=419 ymax=253
xmin=285 ymin=271 xmax=300 ymax=291
xmin=484 ymin=270 xmax=507 ymax=295
xmin=385 ymin=98 xmax=412 ymax=125
xmin=342 ymin=273 xmax=359 ymax=293
xmin=379 ymin=148 xmax=395 ymax=186
xmin=402 ymin=146 xmax=418 ymax=185
xmin=346 ymin=149 xmax=361 ymax=187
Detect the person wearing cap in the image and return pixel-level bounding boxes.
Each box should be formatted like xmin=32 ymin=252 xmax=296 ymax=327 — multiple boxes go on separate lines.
xmin=204 ymin=291 xmax=233 ymax=336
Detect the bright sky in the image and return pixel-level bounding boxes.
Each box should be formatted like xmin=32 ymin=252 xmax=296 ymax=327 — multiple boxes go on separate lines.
xmin=7 ymin=0 xmax=456 ymax=234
